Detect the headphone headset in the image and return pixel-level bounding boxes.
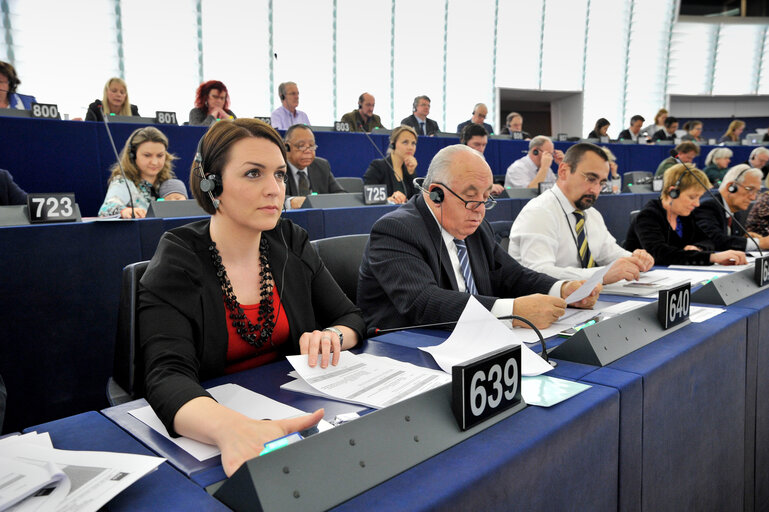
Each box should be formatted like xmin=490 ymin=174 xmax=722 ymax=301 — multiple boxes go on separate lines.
xmin=532 ymin=149 xmax=540 ymax=156
xmin=284 ymin=142 xmax=291 ymax=152
xmin=668 ymin=173 xmax=683 ymax=199
xmin=429 ymin=186 xmax=444 ymax=203
xmin=280 ymin=93 xmax=286 ymax=101
xmin=727 ymin=167 xmax=750 ymax=194
xmin=194 ymin=135 xmax=222 ymax=209
xmin=390 ymin=140 xmax=396 ymax=150
xmin=128 ymin=129 xmax=141 ymax=163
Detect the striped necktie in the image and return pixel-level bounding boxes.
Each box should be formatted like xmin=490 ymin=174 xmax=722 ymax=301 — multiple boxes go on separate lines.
xmin=297 ymin=171 xmax=311 ymax=196
xmin=454 ymin=238 xmax=478 ymax=295
xmin=573 ymin=210 xmax=595 ymax=269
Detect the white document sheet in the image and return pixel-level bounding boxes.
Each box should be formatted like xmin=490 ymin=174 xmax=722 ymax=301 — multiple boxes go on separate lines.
xmin=418 ymin=296 xmax=554 ymax=376
xmin=286 ymin=352 xmax=451 ymax=409
xmin=0 ymin=442 xmax=162 ymax=512
xmin=129 ymin=383 xmax=319 ymax=462
xmin=668 ymin=262 xmax=753 ymax=272
xmin=563 ymin=265 xmax=610 ymax=304
xmin=602 ymin=268 xmax=726 ymax=297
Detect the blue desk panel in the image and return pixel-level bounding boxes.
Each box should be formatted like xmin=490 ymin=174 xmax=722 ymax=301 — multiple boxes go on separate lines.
xmin=23 ymin=411 xmax=228 ymax=511
xmin=0 ymin=221 xmax=144 ymax=433
xmin=727 ymin=287 xmax=769 ymax=512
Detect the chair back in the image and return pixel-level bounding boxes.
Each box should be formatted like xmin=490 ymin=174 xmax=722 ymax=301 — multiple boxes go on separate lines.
xmin=335 ymin=177 xmax=364 ymax=193
xmin=107 ymin=260 xmax=149 ymax=406
xmin=490 ymin=220 xmax=513 ymax=252
xmin=310 ymin=234 xmax=369 ymax=304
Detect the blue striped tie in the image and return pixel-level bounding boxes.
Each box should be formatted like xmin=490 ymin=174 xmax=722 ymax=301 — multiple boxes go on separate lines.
xmin=454 ymin=238 xmax=478 ymax=295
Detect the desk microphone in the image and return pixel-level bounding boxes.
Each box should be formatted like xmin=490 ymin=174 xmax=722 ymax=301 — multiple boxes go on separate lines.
xmin=368 ymin=314 xmax=556 ymax=367
xmin=100 ymin=105 xmax=136 ymax=219
xmin=358 ymin=123 xmax=396 ymax=174
xmin=670 ymin=149 xmax=762 ymax=257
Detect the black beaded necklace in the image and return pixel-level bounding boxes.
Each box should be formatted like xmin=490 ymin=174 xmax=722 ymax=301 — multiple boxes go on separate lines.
xmin=209 ymin=237 xmax=276 ymax=348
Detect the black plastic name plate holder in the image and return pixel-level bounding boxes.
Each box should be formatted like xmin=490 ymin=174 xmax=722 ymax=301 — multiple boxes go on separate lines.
xmin=452 ymin=345 xmax=524 ymax=430
xmin=691 ymin=264 xmax=767 ymax=306
xmin=301 ymin=193 xmax=366 ymax=209
xmin=548 ymin=299 xmax=691 ymax=367
xmin=107 ymin=115 xmax=158 ymax=125
xmin=26 ymin=193 xmax=81 ymax=224
xmin=363 ymin=184 xmax=387 ymax=205
xmin=756 ymin=256 xmax=769 ymax=288
xmin=146 ymin=199 xmax=208 ymax=218
xmin=210 ymin=382 xmax=526 ymax=512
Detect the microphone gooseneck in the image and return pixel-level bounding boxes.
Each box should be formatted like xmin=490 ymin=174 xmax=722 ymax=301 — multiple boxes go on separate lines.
xmin=358 ymin=123 xmax=396 ymax=174
xmin=101 ymin=105 xmax=136 ymax=219
xmin=670 ymin=150 xmax=762 ymax=257
xmin=368 ymin=314 xmax=556 ymax=367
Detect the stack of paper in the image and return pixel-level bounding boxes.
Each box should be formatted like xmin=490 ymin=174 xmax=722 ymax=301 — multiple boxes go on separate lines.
xmin=283 ymin=352 xmax=451 ymax=409
xmin=0 ymin=432 xmax=163 ymax=512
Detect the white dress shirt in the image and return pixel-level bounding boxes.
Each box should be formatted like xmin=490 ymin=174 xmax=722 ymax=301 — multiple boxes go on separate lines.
xmin=426 ymin=205 xmax=563 ymax=317
xmin=504 ymin=155 xmax=556 ymax=189
xmin=508 ymin=185 xmax=630 ymax=280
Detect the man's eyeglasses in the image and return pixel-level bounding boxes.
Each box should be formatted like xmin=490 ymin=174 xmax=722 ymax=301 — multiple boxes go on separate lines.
xmin=293 ymin=144 xmax=318 ymax=153
xmin=434 ymin=182 xmax=496 ymax=211
xmin=735 ymin=182 xmax=758 ymax=195
xmin=578 ymin=171 xmax=608 ymax=188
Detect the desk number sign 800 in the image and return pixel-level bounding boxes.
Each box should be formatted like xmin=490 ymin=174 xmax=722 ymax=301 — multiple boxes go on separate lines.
xmin=452 ymin=345 xmax=522 ymax=431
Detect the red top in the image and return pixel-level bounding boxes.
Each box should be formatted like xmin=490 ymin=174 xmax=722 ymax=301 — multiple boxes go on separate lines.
xmin=224 ymin=288 xmax=290 ymax=374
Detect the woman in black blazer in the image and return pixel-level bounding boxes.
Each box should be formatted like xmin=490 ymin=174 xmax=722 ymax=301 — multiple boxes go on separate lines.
xmin=85 ymin=77 xmax=140 ymax=121
xmin=624 ymin=163 xmax=746 ymax=266
xmin=363 ymin=125 xmax=419 ymax=204
xmin=587 ymin=118 xmax=610 ymax=140
xmin=139 ymin=119 xmax=364 ymax=477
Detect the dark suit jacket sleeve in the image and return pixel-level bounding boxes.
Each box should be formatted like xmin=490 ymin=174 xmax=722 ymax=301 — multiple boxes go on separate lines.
xmin=618 ymin=129 xmax=631 ymax=140
xmin=630 ymin=203 xmax=714 ymax=265
xmin=0 ymin=169 xmax=28 ymax=206
xmin=310 ymin=157 xmax=345 ymax=193
xmin=363 ymin=159 xmax=390 ymax=192
xmin=400 ymin=115 xmax=418 ymax=131
xmin=427 ymin=119 xmax=440 ymax=135
xmin=693 ymin=197 xmax=748 ymax=251
xmin=340 ymin=111 xmax=358 ymax=131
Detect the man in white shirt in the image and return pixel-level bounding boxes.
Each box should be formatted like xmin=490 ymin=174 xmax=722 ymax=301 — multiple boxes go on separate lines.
xmin=509 ymin=143 xmax=654 ymax=284
xmin=504 ymin=136 xmax=564 ymax=189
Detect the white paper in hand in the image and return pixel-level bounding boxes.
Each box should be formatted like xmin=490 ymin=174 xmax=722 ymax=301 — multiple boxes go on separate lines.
xmin=418 ymin=296 xmax=553 ymax=376
xmin=563 ymin=265 xmax=609 ymax=304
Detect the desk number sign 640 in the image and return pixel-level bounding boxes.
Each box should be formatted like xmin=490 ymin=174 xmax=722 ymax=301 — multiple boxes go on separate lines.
xmin=657 ymin=282 xmax=690 ymax=329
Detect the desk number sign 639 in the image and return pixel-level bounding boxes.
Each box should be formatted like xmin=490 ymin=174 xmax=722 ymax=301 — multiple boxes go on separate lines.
xmin=452 ymin=345 xmax=522 ymax=430
xmin=657 ymin=282 xmax=690 ymax=329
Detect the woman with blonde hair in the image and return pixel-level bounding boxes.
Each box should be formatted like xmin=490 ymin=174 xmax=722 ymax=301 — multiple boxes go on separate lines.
xmin=624 ymin=163 xmax=746 ymax=266
xmin=642 ymin=108 xmax=668 ymax=136
xmin=86 ymin=77 xmax=139 ymax=121
xmin=363 ymin=125 xmax=419 ymax=204
xmin=98 ymin=126 xmax=177 ymax=218
xmin=718 ymin=120 xmax=745 ymax=144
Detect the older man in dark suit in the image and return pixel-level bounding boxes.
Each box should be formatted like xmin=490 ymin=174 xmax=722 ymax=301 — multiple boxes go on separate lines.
xmin=283 ymin=124 xmax=346 ymax=209
xmin=357 ymin=144 xmax=600 ymax=332
xmin=400 ymin=95 xmax=440 ymax=136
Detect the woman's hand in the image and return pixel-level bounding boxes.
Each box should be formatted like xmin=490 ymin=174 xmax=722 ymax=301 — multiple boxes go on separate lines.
xmin=120 ymin=207 xmax=146 ymax=218
xmin=683 ymin=245 xmax=701 ymax=251
xmin=388 ymin=191 xmax=407 ymax=204
xmin=217 ymin=409 xmax=325 ymax=477
xmin=403 ymin=156 xmax=418 ymax=173
xmin=711 ymin=250 xmax=747 ymax=265
xmin=299 ymin=329 xmax=342 ymax=368
xmin=210 ymin=107 xmax=231 ymax=120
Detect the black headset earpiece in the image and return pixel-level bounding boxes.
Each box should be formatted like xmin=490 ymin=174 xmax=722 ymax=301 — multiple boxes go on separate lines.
xmin=280 ymin=93 xmax=285 ymax=101
xmin=532 ymin=149 xmax=540 ymax=156
xmin=128 ymin=130 xmax=140 ymax=163
xmin=390 ymin=141 xmax=396 ymax=150
xmin=284 ymin=142 xmax=291 ymax=152
xmin=669 ymin=173 xmax=683 ymax=199
xmin=727 ymin=167 xmax=749 ymax=194
xmin=429 ymin=186 xmax=445 ymax=203
xmin=194 ymin=135 xmax=222 ymax=208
